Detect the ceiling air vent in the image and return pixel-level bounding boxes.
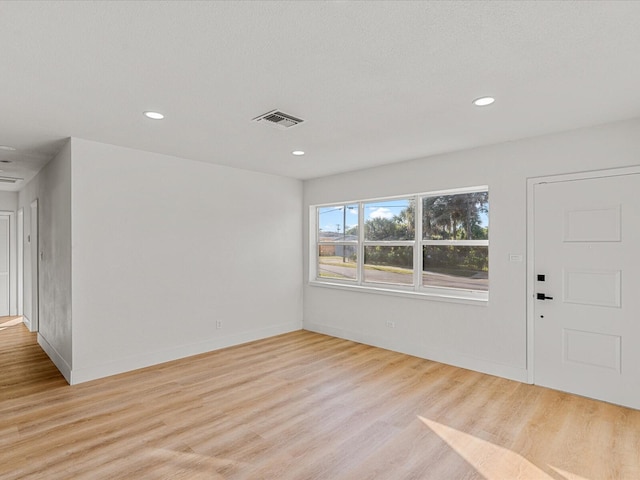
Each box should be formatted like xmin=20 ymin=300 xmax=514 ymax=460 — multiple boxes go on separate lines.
xmin=0 ymin=176 xmax=22 ymax=184
xmin=252 ymin=109 xmax=304 ymax=130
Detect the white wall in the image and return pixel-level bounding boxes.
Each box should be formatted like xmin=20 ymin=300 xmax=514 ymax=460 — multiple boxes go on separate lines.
xmin=18 ymin=140 xmax=73 ymax=381
xmin=303 ymin=117 xmax=640 ymax=382
xmin=69 ymin=138 xmax=303 ymax=383
xmin=0 ymin=191 xmax=17 ymax=211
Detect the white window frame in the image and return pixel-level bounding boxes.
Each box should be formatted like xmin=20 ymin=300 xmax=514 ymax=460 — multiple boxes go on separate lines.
xmin=361 ymin=196 xmax=415 ymax=289
xmin=315 ymin=204 xmax=360 ymax=284
xmin=310 ymin=186 xmax=489 ymax=304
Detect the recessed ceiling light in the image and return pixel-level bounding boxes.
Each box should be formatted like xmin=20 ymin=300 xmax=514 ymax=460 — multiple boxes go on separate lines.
xmin=0 ymin=145 xmax=16 ymax=151
xmin=143 ymin=111 xmax=164 ymax=120
xmin=473 ymin=96 xmax=495 ymax=107
xmin=292 ymin=150 xmax=305 ymax=156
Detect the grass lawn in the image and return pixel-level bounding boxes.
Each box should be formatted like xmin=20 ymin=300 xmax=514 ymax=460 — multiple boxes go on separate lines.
xmin=320 ymin=257 xmax=487 ymax=279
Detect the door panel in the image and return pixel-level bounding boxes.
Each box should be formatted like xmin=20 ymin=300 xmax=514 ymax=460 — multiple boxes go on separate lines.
xmin=533 ymin=173 xmax=640 ymax=409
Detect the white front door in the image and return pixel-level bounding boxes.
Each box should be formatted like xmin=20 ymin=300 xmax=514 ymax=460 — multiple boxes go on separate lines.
xmin=533 ymin=172 xmax=640 ymax=409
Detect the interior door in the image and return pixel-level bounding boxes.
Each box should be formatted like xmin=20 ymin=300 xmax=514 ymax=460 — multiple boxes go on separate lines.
xmin=0 ymin=215 xmax=9 ymax=316
xmin=17 ymin=208 xmax=23 ymax=316
xmin=533 ymin=173 xmax=640 ymax=409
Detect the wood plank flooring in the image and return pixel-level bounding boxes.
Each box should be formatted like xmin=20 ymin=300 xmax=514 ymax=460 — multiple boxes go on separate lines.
xmin=2 ymin=318 xmax=640 ymax=479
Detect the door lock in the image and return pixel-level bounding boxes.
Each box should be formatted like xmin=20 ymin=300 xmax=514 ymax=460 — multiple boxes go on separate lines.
xmin=536 ymin=293 xmax=553 ymax=300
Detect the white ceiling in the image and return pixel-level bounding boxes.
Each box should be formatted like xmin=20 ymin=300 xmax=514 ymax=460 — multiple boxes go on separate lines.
xmin=1 ymin=1 xmax=640 ymax=191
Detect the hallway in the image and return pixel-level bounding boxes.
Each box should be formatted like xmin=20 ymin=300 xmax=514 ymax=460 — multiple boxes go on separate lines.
xmin=0 ymin=317 xmax=66 ymax=401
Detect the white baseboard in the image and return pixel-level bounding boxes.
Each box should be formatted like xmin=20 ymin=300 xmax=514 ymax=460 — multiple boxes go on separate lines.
xmin=38 ymin=334 xmax=72 ymax=384
xmin=70 ymin=321 xmax=302 ymax=385
xmin=304 ymin=322 xmax=529 ymax=383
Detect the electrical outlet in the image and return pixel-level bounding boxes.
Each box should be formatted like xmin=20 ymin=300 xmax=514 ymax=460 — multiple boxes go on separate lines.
xmin=216 ymin=320 xmax=222 ymax=329
xmin=385 ymin=320 xmax=396 ymax=328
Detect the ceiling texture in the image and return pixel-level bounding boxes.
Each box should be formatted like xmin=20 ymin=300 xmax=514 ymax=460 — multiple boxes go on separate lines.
xmin=1 ymin=1 xmax=640 ymax=191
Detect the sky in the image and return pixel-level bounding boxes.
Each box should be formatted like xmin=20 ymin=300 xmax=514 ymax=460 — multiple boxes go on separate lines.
xmin=319 ymin=199 xmax=410 ymax=234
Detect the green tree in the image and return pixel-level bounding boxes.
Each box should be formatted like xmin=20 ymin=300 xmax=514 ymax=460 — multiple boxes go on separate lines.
xmin=393 ymin=199 xmax=415 ymax=240
xmin=365 ymin=217 xmax=399 ymax=241
xmin=423 ymin=192 xmax=488 ymax=240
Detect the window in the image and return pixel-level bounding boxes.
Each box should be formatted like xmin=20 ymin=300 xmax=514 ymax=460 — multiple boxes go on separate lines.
xmin=317 ymin=204 xmax=358 ymax=281
xmin=422 ymin=191 xmax=489 ymax=293
xmin=364 ymin=198 xmax=414 ymax=286
xmin=312 ymin=187 xmax=489 ymax=302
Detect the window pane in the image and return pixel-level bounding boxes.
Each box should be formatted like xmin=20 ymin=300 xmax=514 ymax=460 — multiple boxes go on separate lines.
xmin=423 ymin=246 xmax=488 ymax=291
xmin=423 ymin=192 xmax=488 ymax=240
xmin=318 ymin=245 xmax=357 ymax=280
xmin=364 ymin=199 xmax=414 ymax=241
xmin=364 ymin=246 xmax=413 ymax=285
xmin=318 ymin=204 xmax=358 ymax=242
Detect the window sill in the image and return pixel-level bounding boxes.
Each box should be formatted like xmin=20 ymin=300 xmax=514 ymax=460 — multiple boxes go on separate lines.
xmin=308 ymin=280 xmax=489 ymax=306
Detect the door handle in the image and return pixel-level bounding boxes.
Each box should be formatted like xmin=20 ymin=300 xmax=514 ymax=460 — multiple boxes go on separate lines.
xmin=536 ymin=293 xmax=553 ymax=300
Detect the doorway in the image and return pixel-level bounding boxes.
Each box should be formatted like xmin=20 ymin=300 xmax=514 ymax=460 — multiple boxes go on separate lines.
xmin=0 ymin=213 xmax=10 ymax=316
xmin=17 ymin=208 xmax=23 ymax=316
xmin=528 ymin=167 xmax=640 ymax=409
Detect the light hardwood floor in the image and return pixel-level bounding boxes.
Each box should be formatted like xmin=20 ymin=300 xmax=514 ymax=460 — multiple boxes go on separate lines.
xmin=2 ymin=318 xmax=640 ymax=480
